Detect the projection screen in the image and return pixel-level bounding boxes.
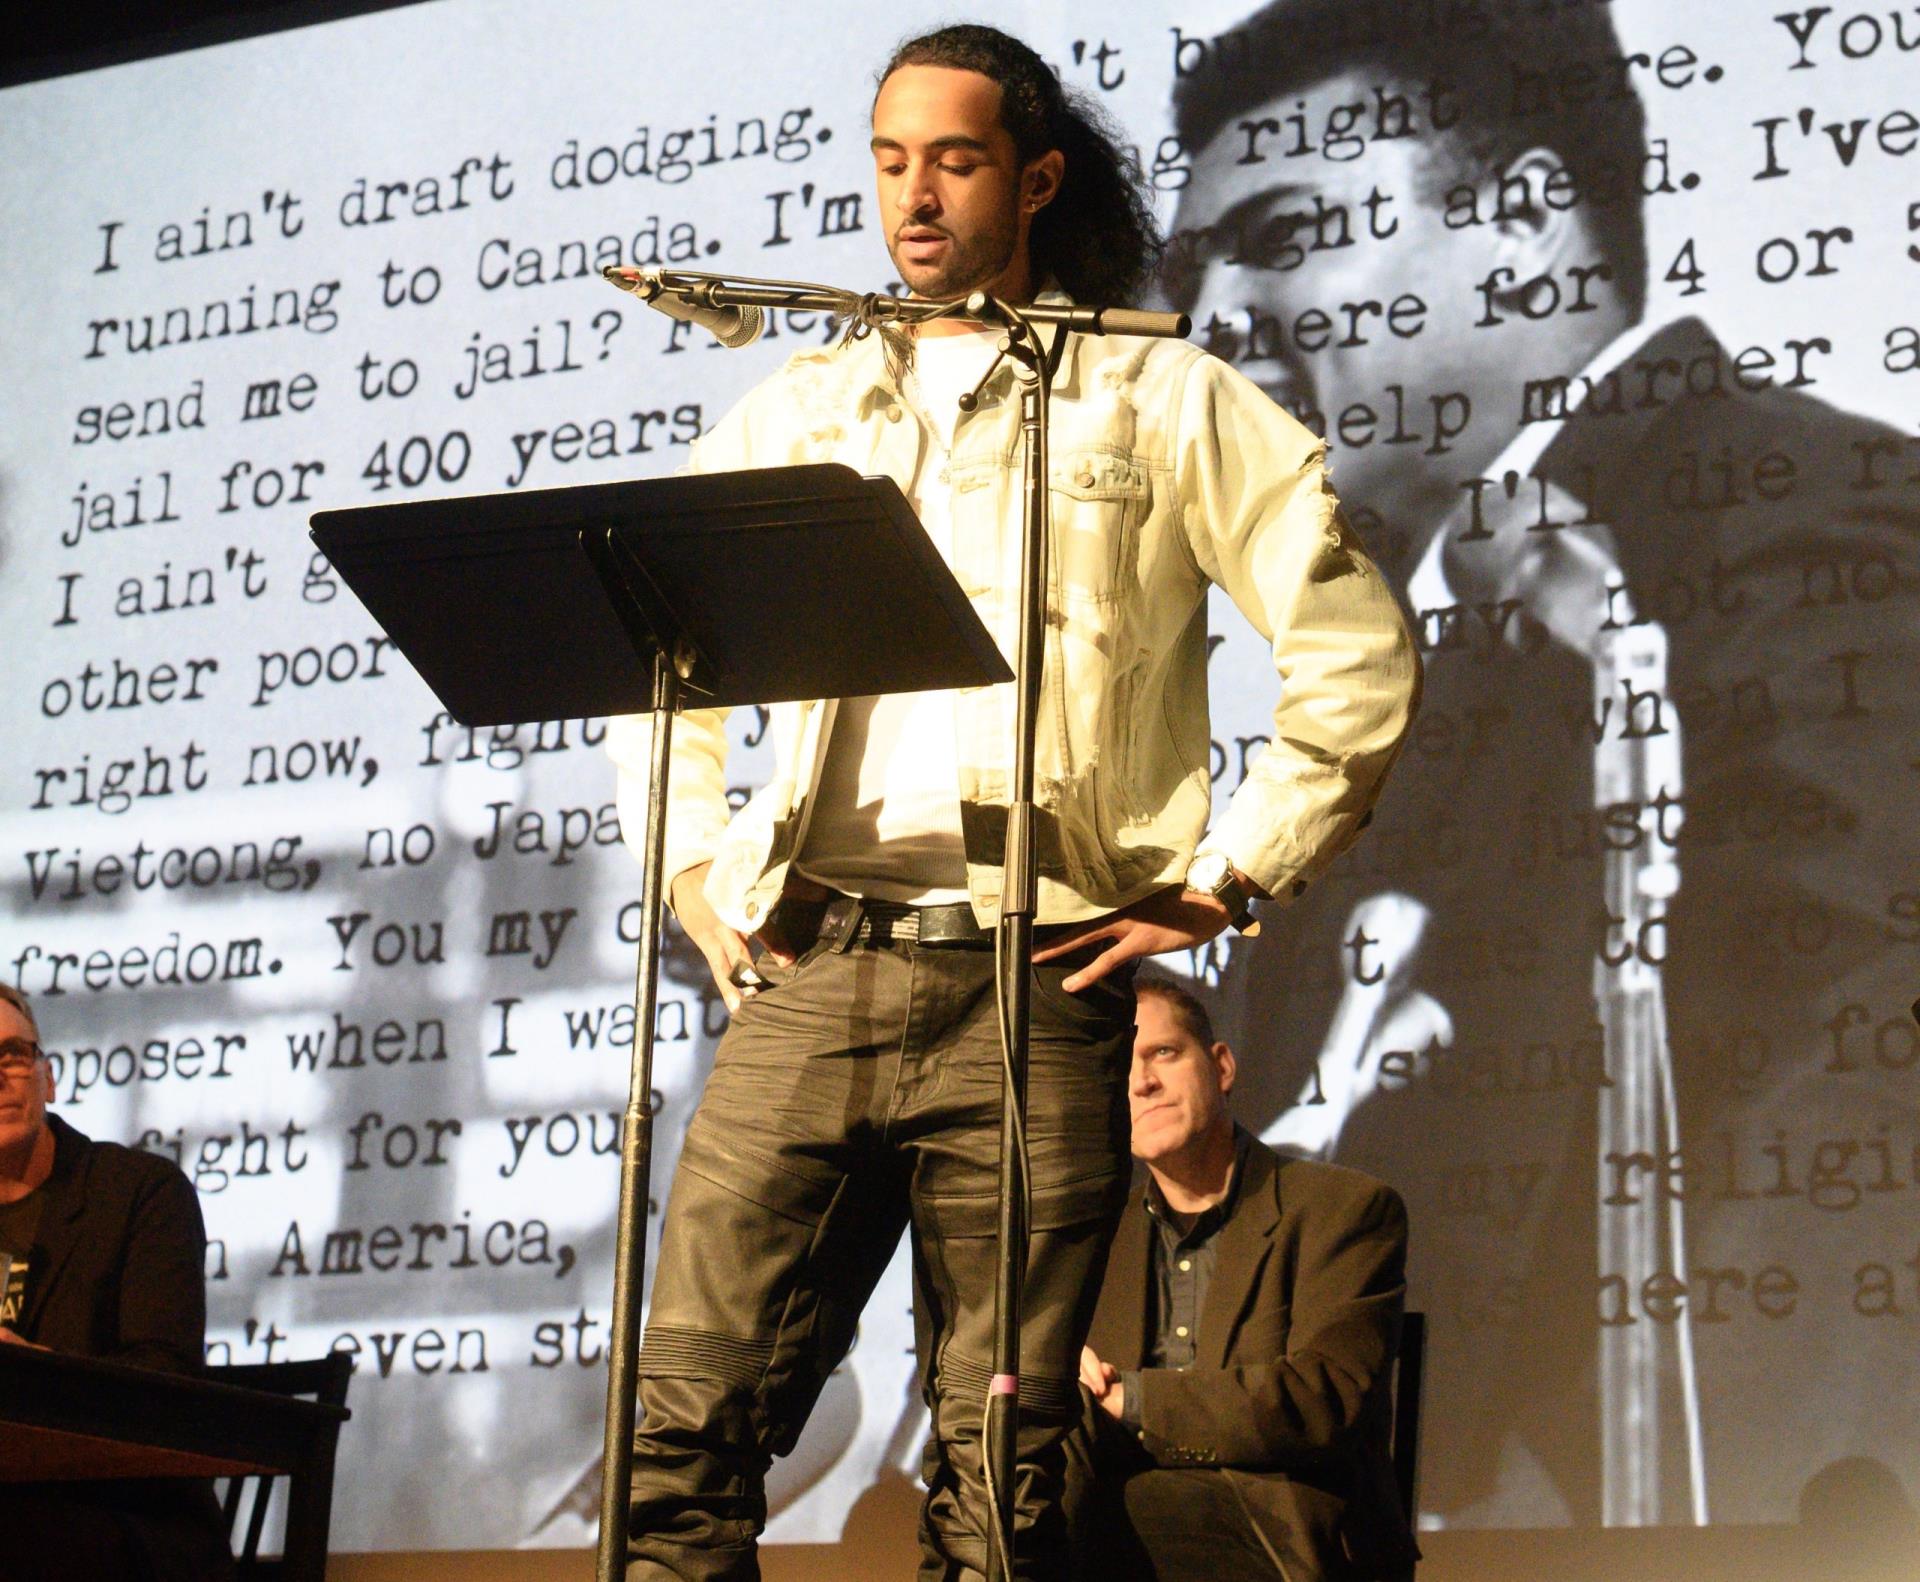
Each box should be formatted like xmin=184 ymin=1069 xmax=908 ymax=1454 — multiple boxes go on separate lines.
xmin=3 ymin=0 xmax=1916 ymax=1554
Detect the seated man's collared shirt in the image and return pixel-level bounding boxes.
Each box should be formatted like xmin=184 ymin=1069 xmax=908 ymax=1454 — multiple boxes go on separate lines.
xmin=1122 ymin=1128 xmax=1254 ymax=1428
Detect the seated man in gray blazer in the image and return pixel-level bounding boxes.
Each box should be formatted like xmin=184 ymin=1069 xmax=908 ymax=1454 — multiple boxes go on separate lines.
xmin=1069 ymin=977 xmax=1418 ymax=1581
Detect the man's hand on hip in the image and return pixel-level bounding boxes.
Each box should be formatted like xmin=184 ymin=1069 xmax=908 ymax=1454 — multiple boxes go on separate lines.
xmin=672 ymin=862 xmax=793 ymax=1013
xmin=1033 ymin=884 xmax=1233 ymax=993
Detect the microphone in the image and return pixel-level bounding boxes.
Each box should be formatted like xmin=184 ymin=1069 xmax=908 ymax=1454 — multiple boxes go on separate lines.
xmin=602 ymin=267 xmax=764 ymax=348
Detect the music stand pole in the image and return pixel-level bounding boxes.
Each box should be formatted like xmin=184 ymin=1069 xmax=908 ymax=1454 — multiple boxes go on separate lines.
xmin=597 ymin=652 xmax=679 ymax=1581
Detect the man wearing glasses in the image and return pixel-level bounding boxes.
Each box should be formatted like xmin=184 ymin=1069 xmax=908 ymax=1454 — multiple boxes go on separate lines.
xmin=0 ymin=983 xmax=233 ymax=1581
xmin=0 ymin=984 xmax=64 ymax=1338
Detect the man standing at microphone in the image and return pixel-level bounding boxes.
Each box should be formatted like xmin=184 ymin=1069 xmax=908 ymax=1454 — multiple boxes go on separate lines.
xmin=607 ymin=24 xmax=1418 ymax=1579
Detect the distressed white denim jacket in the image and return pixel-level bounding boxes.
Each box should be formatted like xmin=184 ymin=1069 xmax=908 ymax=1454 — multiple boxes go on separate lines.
xmin=608 ymin=303 xmax=1419 ymax=932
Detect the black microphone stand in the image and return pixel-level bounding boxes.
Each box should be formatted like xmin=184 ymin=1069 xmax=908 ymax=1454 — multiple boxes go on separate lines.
xmin=952 ymin=293 xmax=1060 ymax=1582
xmin=596 ymin=267 xmax=1188 ymax=1582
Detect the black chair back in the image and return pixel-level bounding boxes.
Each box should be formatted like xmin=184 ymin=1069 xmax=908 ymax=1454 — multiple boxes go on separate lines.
xmin=1391 ymin=1310 xmax=1427 ymax=1539
xmin=209 ymin=1352 xmax=354 ymax=1581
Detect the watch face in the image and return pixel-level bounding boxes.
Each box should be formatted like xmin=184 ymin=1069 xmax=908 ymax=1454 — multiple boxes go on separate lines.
xmin=1189 ymin=854 xmax=1230 ymax=893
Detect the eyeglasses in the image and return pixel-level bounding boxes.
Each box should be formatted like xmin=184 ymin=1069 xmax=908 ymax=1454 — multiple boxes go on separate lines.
xmin=0 ymin=1039 xmax=45 ymax=1077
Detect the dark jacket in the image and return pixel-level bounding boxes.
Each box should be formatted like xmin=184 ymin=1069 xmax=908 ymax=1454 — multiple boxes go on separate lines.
xmin=1074 ymin=1140 xmax=1419 ymax=1582
xmin=20 ymin=1113 xmax=208 ymax=1368
xmin=12 ymin=1113 xmax=232 ymax=1582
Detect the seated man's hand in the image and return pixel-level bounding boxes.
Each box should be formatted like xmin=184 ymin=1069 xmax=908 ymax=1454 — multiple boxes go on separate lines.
xmin=1080 ymin=1344 xmax=1125 ymax=1420
xmin=0 ymin=1328 xmax=46 ymax=1349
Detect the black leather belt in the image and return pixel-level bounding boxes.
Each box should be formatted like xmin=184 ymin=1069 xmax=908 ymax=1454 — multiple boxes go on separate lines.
xmin=776 ymin=891 xmax=1095 ymax=955
xmin=845 ymin=898 xmax=994 ymax=949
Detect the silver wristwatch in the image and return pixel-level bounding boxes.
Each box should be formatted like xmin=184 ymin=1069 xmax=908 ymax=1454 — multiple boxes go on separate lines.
xmin=1185 ymin=852 xmax=1259 ymax=935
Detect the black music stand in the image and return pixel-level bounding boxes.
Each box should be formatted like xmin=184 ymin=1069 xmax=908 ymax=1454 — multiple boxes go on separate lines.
xmin=311 ymin=464 xmax=1010 ymax=1580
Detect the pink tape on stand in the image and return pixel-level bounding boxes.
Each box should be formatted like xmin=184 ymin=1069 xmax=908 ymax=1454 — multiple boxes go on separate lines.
xmin=989 ymin=1373 xmax=1019 ymax=1397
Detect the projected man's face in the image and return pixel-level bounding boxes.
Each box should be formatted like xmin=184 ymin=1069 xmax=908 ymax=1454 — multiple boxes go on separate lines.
xmin=871 ymin=64 xmax=1053 ymax=303
xmin=1172 ymin=68 xmax=1506 ymax=529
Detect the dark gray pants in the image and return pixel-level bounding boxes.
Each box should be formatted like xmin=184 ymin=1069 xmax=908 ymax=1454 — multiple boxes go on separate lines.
xmin=626 ymin=928 xmax=1134 ymax=1580
xmin=1065 ymin=1412 xmax=1288 ymax=1581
